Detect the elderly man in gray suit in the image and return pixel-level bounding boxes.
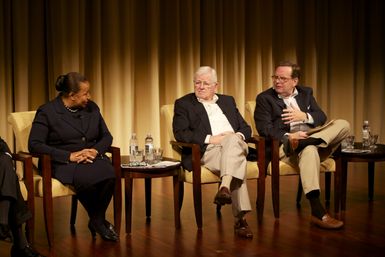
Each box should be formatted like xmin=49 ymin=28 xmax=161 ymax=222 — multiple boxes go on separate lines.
xmin=173 ymin=66 xmax=253 ymax=238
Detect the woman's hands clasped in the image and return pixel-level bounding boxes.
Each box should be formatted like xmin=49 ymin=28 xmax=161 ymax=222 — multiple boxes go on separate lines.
xmin=69 ymin=148 xmax=99 ymax=163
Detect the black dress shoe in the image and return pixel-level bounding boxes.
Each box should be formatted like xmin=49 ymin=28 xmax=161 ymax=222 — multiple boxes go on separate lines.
xmin=88 ymin=221 xmax=119 ymax=242
xmin=234 ymin=219 xmax=253 ymax=239
xmin=104 ymin=220 xmax=119 ymax=237
xmin=214 ymin=187 xmax=232 ymax=205
xmin=10 ymin=245 xmax=45 ymax=257
xmin=0 ymin=223 xmax=11 ymax=241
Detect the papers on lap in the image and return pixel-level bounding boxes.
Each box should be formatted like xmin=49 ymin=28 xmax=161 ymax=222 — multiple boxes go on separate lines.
xmin=306 ymin=119 xmax=335 ymax=135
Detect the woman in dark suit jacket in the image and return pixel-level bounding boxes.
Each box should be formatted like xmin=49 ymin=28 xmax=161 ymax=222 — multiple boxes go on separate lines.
xmin=28 ymin=72 xmax=118 ymax=241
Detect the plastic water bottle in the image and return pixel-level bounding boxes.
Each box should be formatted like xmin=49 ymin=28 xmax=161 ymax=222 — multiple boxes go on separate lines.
xmin=129 ymin=133 xmax=138 ymax=161
xmin=362 ymin=120 xmax=371 ymax=149
xmin=144 ymin=133 xmax=154 ymax=163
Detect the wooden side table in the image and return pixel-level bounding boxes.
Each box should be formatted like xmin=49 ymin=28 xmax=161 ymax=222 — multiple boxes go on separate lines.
xmin=121 ymin=156 xmax=182 ymax=234
xmin=336 ymin=143 xmax=385 ymax=213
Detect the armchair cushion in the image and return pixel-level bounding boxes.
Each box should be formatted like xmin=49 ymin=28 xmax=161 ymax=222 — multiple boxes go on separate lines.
xmin=33 ymin=176 xmax=75 ymax=197
xmin=182 ymin=162 xmax=259 ymax=184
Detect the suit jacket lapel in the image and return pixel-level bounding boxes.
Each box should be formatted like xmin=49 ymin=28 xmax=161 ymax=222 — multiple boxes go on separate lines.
xmin=53 ymin=97 xmax=85 ymax=135
xmin=191 ymin=95 xmax=212 ymax=135
xmin=273 ymin=95 xmax=287 ymax=110
xmin=80 ymin=110 xmax=91 ymax=134
xmin=216 ymin=96 xmax=236 ymax=128
xmin=294 ymin=93 xmax=308 ymax=112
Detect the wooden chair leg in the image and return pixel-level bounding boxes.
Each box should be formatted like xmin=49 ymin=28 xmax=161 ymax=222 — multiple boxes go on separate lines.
xmin=192 ymin=182 xmax=203 ymax=229
xmin=296 ymin=178 xmax=303 ymax=208
xmin=70 ymin=196 xmax=78 ymax=227
xmin=43 ymin=195 xmax=54 ymax=247
xmin=173 ymin=175 xmax=181 ymax=228
xmin=179 ymin=182 xmax=184 ymax=211
xmin=256 ymin=176 xmax=265 ymax=223
xmin=271 ymin=138 xmax=280 ymax=218
xmin=25 ymin=211 xmax=34 ymax=244
xmin=113 ymin=179 xmax=122 ymax=234
xmin=25 ymin=196 xmax=35 ymax=243
xmin=325 ymin=172 xmax=331 ymax=209
xmin=111 ymin=147 xmax=122 ymax=233
xmin=271 ymin=171 xmax=280 ymax=218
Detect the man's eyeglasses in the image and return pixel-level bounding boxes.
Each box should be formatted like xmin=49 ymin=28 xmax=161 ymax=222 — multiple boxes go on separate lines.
xmin=194 ymin=80 xmax=216 ymax=88
xmin=271 ymin=75 xmax=292 ymax=83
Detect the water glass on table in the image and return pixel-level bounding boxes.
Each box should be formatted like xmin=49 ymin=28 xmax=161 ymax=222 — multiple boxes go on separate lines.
xmin=344 ymin=135 xmax=355 ymax=150
xmin=153 ymin=148 xmax=163 ymax=163
xmin=134 ymin=149 xmax=144 ymax=162
xmin=369 ymin=134 xmax=379 ymax=150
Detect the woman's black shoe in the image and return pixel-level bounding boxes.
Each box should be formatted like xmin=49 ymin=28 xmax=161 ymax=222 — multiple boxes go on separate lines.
xmin=88 ymin=221 xmax=118 ymax=242
xmin=0 ymin=223 xmax=11 ymax=241
xmin=10 ymin=245 xmax=45 ymax=257
xmin=104 ymin=220 xmax=119 ymax=238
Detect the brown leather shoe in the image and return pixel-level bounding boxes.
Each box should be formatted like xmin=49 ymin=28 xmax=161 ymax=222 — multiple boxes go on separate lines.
xmin=234 ymin=219 xmax=253 ymax=239
xmin=311 ymin=214 xmax=344 ymax=229
xmin=214 ymin=187 xmax=232 ymax=205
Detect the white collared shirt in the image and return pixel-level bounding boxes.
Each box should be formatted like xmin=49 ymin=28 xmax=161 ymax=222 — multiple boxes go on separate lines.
xmin=278 ymin=88 xmax=314 ymax=132
xmin=197 ymin=95 xmax=242 ymax=143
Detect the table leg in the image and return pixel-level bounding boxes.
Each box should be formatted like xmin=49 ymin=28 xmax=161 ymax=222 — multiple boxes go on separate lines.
xmin=334 ymin=156 xmax=341 ymax=214
xmin=173 ymin=174 xmax=181 ymax=228
xmin=125 ymin=176 xmax=133 ymax=234
xmin=368 ymin=162 xmax=375 ymax=201
xmin=341 ymin=159 xmax=348 ymax=211
xmin=145 ymin=178 xmax=152 ymax=218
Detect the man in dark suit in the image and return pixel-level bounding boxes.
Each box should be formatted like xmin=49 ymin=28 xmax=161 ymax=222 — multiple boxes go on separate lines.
xmin=173 ymin=66 xmax=253 ymax=238
xmin=1 ymin=137 xmax=45 ymax=257
xmin=254 ymin=61 xmax=349 ymax=229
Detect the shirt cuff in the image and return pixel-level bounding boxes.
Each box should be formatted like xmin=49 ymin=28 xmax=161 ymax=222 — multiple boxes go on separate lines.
xmin=4 ymin=152 xmax=12 ymax=158
xmin=204 ymin=135 xmax=211 ymax=144
xmin=305 ymin=113 xmax=315 ymax=124
xmin=236 ymin=132 xmax=245 ymax=140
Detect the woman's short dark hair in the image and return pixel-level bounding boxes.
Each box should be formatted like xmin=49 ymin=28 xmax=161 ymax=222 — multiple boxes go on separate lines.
xmin=275 ymin=61 xmax=301 ymax=79
xmin=55 ymin=72 xmax=88 ymax=96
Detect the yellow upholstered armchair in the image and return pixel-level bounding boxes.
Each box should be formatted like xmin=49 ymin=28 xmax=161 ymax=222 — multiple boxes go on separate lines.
xmin=245 ymin=101 xmax=337 ymax=218
xmin=7 ymin=111 xmax=122 ymax=247
xmin=160 ymin=104 xmax=266 ymax=228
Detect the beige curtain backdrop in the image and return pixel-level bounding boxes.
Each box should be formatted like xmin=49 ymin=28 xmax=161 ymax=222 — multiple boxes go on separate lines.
xmin=1 ymin=0 xmax=384 ymax=155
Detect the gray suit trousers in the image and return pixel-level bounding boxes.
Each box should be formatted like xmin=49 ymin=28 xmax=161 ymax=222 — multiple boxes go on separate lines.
xmin=201 ymin=134 xmax=252 ymax=216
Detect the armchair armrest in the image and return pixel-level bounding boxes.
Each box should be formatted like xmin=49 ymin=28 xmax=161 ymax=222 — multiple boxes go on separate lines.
xmin=269 ymin=137 xmax=281 ymax=178
xmin=246 ymin=136 xmax=266 ymax=179
xmin=19 ymin=151 xmax=54 ymax=200
xmin=107 ymin=146 xmax=121 ymax=179
xmin=12 ymin=153 xmax=34 ymax=203
xmin=170 ymin=140 xmax=202 ymax=185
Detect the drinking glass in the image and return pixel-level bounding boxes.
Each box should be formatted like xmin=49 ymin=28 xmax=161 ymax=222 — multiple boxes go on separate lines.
xmin=344 ymin=135 xmax=355 ymax=150
xmin=153 ymin=148 xmax=163 ymax=163
xmin=134 ymin=149 xmax=144 ymax=162
xmin=369 ymin=134 xmax=379 ymax=150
